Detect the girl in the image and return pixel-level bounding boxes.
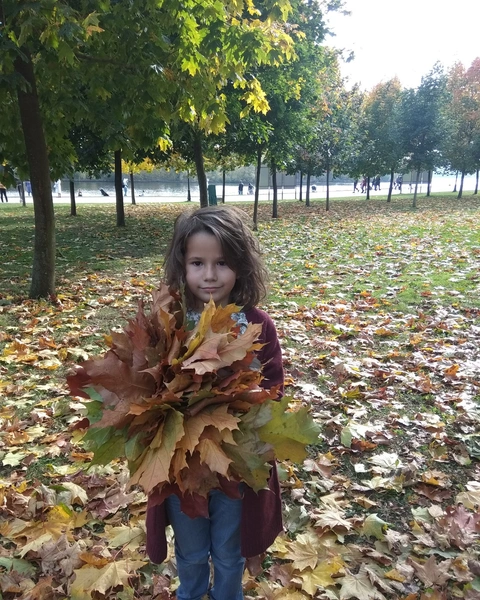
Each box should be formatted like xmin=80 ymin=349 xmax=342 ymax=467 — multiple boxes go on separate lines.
xmin=146 ymin=206 xmax=284 ymax=600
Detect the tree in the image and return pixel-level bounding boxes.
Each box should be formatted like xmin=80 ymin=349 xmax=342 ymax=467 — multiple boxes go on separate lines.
xmin=0 ymin=2 xmax=101 ymax=298
xmin=0 ymin=0 xmax=294 ymax=297
xmin=441 ymin=59 xmax=480 ymax=198
xmin=400 ymin=65 xmax=447 ymax=207
xmin=362 ymin=78 xmax=405 ymax=202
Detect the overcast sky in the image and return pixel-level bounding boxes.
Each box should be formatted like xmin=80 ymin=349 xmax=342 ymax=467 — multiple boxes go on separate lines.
xmin=325 ymin=0 xmax=480 ymax=90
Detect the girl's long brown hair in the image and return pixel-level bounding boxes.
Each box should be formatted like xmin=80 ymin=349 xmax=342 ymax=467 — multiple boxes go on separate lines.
xmin=163 ymin=206 xmax=268 ymax=311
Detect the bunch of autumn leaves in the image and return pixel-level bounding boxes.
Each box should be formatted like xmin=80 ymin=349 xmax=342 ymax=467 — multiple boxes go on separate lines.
xmin=68 ymin=284 xmax=319 ymax=515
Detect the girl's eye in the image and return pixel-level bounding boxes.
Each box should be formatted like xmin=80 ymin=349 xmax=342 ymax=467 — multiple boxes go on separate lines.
xmin=217 ymin=261 xmax=226 ymax=266
xmin=191 ymin=261 xmax=202 ymax=266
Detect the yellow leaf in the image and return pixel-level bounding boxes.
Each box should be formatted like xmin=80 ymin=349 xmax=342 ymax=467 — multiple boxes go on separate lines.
xmin=179 ymin=405 xmax=239 ymax=454
xmin=197 ymin=438 xmax=232 ymax=476
xmin=71 ymin=560 xmax=145 ymax=598
xmin=384 ymin=569 xmax=406 ymax=582
xmin=285 ymin=532 xmax=320 ymax=571
xmin=129 ymin=409 xmax=184 ymax=493
xmin=104 ymin=524 xmax=146 ymax=550
xmin=298 ymin=558 xmax=345 ymax=595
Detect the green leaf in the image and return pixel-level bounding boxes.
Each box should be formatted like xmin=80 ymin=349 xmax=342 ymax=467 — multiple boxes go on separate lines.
xmin=361 ymin=514 xmax=389 ymax=540
xmin=256 ymin=397 xmax=321 ymax=462
xmin=90 ymin=431 xmax=126 ymax=466
xmin=0 ymin=557 xmax=37 ymax=576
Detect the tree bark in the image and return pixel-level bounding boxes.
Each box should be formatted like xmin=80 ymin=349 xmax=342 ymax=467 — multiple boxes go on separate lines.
xmin=115 ymin=149 xmax=125 ymax=226
xmin=299 ymin=171 xmax=303 ymax=202
xmin=426 ymin=169 xmax=431 ymax=197
xmin=474 ymin=168 xmax=479 ymax=195
xmin=387 ymin=167 xmax=394 ymax=202
xmin=69 ymin=179 xmax=76 ymax=216
xmin=187 ymin=172 xmax=192 ymax=202
xmin=130 ymin=171 xmax=136 ymax=205
xmin=271 ymin=161 xmax=278 ymax=218
xmin=222 ymin=169 xmax=226 ymax=203
xmin=325 ymin=164 xmax=330 ymax=212
xmin=15 ymin=51 xmax=55 ymax=299
xmin=457 ymin=170 xmax=465 ymax=199
xmin=366 ymin=176 xmax=371 ymax=200
xmin=253 ymin=148 xmax=262 ymax=230
xmin=453 ymin=171 xmax=458 ymax=193
xmin=413 ymin=168 xmax=421 ymax=208
xmin=305 ymin=171 xmax=311 ymax=207
xmin=193 ymin=130 xmax=208 ymax=208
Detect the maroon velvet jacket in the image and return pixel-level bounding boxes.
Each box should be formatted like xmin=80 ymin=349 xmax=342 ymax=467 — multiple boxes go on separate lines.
xmin=145 ymin=307 xmax=284 ymax=564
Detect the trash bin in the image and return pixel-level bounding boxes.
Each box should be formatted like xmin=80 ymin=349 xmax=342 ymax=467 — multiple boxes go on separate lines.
xmin=208 ymin=183 xmax=217 ymax=206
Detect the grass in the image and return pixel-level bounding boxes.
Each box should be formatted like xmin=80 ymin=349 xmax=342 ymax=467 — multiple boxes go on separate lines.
xmin=0 ymin=194 xmax=480 ymax=598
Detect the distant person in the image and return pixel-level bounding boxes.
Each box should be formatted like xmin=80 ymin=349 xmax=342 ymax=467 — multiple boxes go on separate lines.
xmin=100 ymin=188 xmax=109 ymax=197
xmin=353 ymin=179 xmax=359 ymax=192
xmin=0 ymin=182 xmax=8 ymax=203
xmin=247 ymin=183 xmax=254 ymax=195
xmin=78 ymin=189 xmax=83 ymax=197
xmin=395 ymin=175 xmax=403 ymax=192
xmin=238 ymin=182 xmax=244 ymax=195
xmin=361 ymin=177 xmax=367 ymax=193
xmin=25 ymin=180 xmax=32 ymax=196
xmin=311 ymin=185 xmax=317 ymax=192
xmin=54 ymin=179 xmax=62 ymax=197
xmin=123 ymin=177 xmax=128 ymax=197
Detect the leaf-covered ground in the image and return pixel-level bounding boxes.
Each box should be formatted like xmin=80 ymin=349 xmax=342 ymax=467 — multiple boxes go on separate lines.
xmin=0 ymin=196 xmax=479 ymax=600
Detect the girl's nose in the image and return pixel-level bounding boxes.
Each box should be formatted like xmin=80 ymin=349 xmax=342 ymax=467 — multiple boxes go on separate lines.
xmin=204 ymin=264 xmax=217 ymax=280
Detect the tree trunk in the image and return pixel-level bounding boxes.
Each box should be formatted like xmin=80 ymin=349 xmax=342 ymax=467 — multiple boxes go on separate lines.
xmin=69 ymin=179 xmax=76 ymax=216
xmin=387 ymin=167 xmax=394 ymax=202
xmin=15 ymin=51 xmax=55 ymax=299
xmin=221 ymin=169 xmax=226 ymax=203
xmin=271 ymin=161 xmax=278 ymax=218
xmin=130 ymin=171 xmax=136 ymax=205
xmin=253 ymin=148 xmax=262 ymax=230
xmin=17 ymin=181 xmax=26 ymax=205
xmin=325 ymin=164 xmax=330 ymax=212
xmin=457 ymin=170 xmax=465 ymax=199
xmin=299 ymin=171 xmax=303 ymax=202
xmin=115 ymin=150 xmax=125 ymax=226
xmin=426 ymin=169 xmax=432 ymax=197
xmin=474 ymin=168 xmax=479 ymax=195
xmin=453 ymin=171 xmax=458 ymax=193
xmin=193 ymin=130 xmax=208 ymax=208
xmin=413 ymin=167 xmax=421 ymax=208
xmin=305 ymin=171 xmax=311 ymax=207
xmin=366 ymin=176 xmax=371 ymax=200
xmin=187 ymin=171 xmax=192 ymax=202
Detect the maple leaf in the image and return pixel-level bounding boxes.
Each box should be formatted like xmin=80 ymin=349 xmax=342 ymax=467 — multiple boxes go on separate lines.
xmin=285 ymin=532 xmax=321 ymax=570
xmin=70 ymin=560 xmax=145 ymax=598
xmin=104 ymin=523 xmax=146 ymax=550
xmin=298 ymin=558 xmax=345 ymax=594
xmin=313 ymin=507 xmax=353 ymax=532
xmin=408 ymin=555 xmax=452 ymax=587
xmin=177 ymin=404 xmax=240 ymax=455
xmin=339 ymin=565 xmax=387 ymax=600
xmin=256 ymin=396 xmax=322 ymax=462
xmin=456 ymin=481 xmax=480 ymax=509
xmin=129 ymin=408 xmax=184 ymax=493
xmin=361 ymin=514 xmax=390 ymax=540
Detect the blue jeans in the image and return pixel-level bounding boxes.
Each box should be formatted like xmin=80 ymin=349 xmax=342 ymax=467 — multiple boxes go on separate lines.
xmin=165 ymin=490 xmax=245 ymax=600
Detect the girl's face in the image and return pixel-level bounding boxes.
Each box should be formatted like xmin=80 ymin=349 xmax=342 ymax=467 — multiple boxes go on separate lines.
xmin=184 ymin=231 xmax=237 ymax=310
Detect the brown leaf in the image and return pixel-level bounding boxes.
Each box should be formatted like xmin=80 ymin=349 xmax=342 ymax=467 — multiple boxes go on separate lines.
xmin=408 ymin=555 xmax=452 ymax=587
